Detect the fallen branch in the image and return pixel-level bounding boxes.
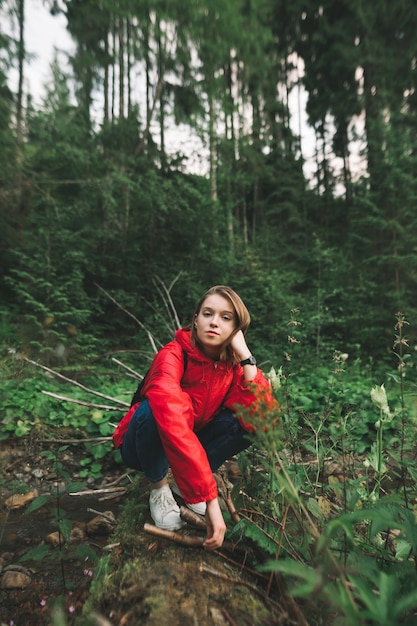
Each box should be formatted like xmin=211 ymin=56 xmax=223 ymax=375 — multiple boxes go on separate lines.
xmin=143 ymin=523 xmax=242 ymax=553
xmin=144 ymin=523 xmax=205 ymax=547
xmin=41 ymin=390 xmax=125 ymax=411
xmin=100 ymin=473 xmax=132 ymax=488
xmin=87 ymin=508 xmax=118 ymax=525
xmin=39 ymin=436 xmax=113 ymax=444
xmin=22 ymin=356 xmax=129 ymax=407
xmin=111 ymin=357 xmax=143 ymax=380
xmin=179 ymin=505 xmax=207 ymax=529
xmin=69 ymin=487 xmax=126 ymax=497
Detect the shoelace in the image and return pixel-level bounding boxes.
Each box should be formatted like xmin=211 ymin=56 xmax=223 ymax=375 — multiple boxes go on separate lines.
xmin=153 ymin=491 xmax=177 ymax=515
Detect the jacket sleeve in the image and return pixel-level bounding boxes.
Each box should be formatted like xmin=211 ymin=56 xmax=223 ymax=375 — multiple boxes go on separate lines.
xmin=222 ymin=366 xmax=280 ymax=431
xmin=142 ymin=344 xmax=218 ymax=504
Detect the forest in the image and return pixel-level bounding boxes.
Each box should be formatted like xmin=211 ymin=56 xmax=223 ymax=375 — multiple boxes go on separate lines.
xmin=2 ymin=0 xmax=417 ymax=625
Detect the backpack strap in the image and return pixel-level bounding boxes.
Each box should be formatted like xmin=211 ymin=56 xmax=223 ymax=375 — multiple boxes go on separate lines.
xmin=130 ymin=349 xmax=188 ymax=407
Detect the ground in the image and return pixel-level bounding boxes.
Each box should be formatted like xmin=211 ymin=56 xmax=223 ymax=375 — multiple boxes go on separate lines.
xmin=0 ymin=437 xmax=306 ymax=626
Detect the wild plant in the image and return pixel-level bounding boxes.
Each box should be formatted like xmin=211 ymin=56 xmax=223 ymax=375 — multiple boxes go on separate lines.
xmin=232 ymin=311 xmax=417 ymax=625
xmin=20 ymin=446 xmax=94 ymax=588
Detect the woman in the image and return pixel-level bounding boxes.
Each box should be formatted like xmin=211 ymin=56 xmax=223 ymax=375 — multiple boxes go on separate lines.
xmin=113 ymin=285 xmax=276 ymax=550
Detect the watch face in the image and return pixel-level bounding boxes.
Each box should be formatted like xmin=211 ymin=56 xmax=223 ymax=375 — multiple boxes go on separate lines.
xmin=241 ymin=356 xmax=256 ymax=366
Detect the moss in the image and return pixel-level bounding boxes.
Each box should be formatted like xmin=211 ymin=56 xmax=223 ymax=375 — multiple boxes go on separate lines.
xmin=76 ymin=476 xmax=286 ymax=625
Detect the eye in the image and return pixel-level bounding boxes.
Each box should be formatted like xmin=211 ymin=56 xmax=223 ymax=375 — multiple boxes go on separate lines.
xmin=223 ymin=315 xmax=232 ymax=321
xmin=202 ymin=311 xmax=212 ymax=317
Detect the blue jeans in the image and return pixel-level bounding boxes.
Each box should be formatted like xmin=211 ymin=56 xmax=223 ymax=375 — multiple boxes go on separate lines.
xmin=120 ymin=400 xmax=251 ymax=483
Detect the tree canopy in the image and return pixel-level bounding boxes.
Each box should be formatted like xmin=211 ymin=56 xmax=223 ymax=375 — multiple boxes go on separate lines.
xmin=1 ymin=0 xmax=416 ymax=369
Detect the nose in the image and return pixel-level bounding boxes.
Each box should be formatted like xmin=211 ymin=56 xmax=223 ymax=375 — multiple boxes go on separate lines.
xmin=210 ymin=315 xmax=219 ymax=326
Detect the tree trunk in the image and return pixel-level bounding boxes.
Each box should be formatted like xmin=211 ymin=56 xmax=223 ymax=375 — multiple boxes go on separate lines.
xmin=209 ymin=90 xmax=217 ymax=202
xmin=118 ymin=15 xmax=125 ymax=119
xmin=16 ymin=0 xmax=25 ymax=150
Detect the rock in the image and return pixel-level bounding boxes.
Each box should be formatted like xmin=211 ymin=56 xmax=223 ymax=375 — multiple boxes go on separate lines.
xmin=1 ymin=569 xmax=31 ymax=589
xmin=46 ymin=524 xmax=86 ymax=546
xmin=4 ymin=489 xmax=39 ymax=510
xmin=86 ymin=511 xmax=116 ymax=536
xmin=69 ymin=525 xmax=86 ymax=543
xmin=46 ymin=531 xmax=63 ymax=547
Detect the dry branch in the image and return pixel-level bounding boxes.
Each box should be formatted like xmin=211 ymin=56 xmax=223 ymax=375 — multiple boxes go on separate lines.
xmin=111 ymin=357 xmax=143 ymax=380
xmin=23 ymin=356 xmax=129 ymax=407
xmin=95 ymin=282 xmax=160 ymax=353
xmin=69 ymin=487 xmax=126 ymax=497
xmin=152 ymin=274 xmax=182 ymax=331
xmin=87 ymin=508 xmax=118 ymax=525
xmin=179 ymin=505 xmax=207 ymax=529
xmin=39 ymin=436 xmax=113 ymax=444
xmin=143 ymin=523 xmax=242 ymax=553
xmin=144 ymin=523 xmax=205 ymax=547
xmin=41 ymin=390 xmax=125 ymax=411
xmin=215 ymin=473 xmax=240 ymax=523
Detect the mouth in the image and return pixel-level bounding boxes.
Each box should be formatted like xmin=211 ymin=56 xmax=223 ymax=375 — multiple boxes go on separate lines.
xmin=206 ymin=330 xmax=219 ymax=337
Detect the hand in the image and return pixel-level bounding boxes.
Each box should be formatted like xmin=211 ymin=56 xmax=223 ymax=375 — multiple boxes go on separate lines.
xmin=203 ymin=499 xmax=226 ymax=550
xmin=230 ymin=330 xmax=250 ymax=361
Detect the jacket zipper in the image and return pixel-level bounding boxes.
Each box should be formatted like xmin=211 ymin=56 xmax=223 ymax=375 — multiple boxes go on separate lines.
xmin=202 ymin=360 xmax=218 ymax=419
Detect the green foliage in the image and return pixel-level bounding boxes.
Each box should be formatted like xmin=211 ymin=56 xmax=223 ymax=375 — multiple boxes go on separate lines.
xmin=231 ymin=313 xmax=417 ymax=624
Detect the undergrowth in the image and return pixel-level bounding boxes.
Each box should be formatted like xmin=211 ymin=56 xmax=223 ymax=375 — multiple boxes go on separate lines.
xmin=2 ymin=306 xmax=417 ymax=624
xmin=232 ymin=312 xmax=417 ymax=625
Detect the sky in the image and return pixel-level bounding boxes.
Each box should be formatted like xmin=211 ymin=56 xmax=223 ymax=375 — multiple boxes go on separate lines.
xmin=6 ymin=0 xmax=74 ymax=105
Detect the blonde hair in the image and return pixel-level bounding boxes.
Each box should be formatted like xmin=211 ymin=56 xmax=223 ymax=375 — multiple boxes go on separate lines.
xmin=190 ymin=285 xmax=251 ymax=362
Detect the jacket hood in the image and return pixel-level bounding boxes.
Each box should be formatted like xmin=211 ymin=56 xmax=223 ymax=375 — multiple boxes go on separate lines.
xmin=174 ymin=327 xmax=211 ymax=363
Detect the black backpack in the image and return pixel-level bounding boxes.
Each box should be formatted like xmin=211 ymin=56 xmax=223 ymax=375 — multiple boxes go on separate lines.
xmin=130 ymin=349 xmax=188 ymax=407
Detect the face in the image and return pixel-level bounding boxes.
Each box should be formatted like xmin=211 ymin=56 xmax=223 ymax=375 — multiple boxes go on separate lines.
xmin=195 ymin=294 xmax=237 ymax=357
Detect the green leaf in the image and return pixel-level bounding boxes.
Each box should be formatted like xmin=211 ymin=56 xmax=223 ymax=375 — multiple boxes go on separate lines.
xmin=259 ymin=559 xmax=321 ymax=597
xmin=19 ymin=544 xmax=50 ymax=562
xmin=25 ymin=495 xmax=50 ymax=514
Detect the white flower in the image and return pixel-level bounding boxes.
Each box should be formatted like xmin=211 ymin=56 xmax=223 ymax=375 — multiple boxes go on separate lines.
xmin=370 ymin=384 xmax=391 ymax=418
xmin=266 ymin=366 xmax=281 ymax=391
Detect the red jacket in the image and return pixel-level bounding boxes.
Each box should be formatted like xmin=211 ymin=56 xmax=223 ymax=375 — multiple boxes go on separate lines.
xmin=113 ymin=328 xmax=275 ymax=504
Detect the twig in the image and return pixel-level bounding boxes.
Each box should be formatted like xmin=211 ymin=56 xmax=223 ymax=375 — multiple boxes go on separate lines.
xmin=100 ymin=472 xmax=131 ymax=488
xmin=266 ymin=504 xmax=290 ymax=597
xmin=41 ymin=390 xmax=126 ymax=411
xmin=95 ymin=283 xmax=160 ymax=353
xmin=273 ymin=572 xmax=311 ymax=626
xmin=216 ymin=473 xmax=240 ymax=523
xmin=111 ymin=358 xmax=143 ymax=379
xmin=22 ymin=356 xmax=129 ymax=407
xmin=87 ymin=508 xmax=118 ymax=525
xmin=179 ymin=505 xmax=207 ymax=529
xmin=221 ymin=608 xmax=238 ymax=626
xmin=199 ymin=564 xmax=283 ymax=610
xmin=39 ymin=436 xmax=113 ymax=444
xmin=69 ymin=487 xmax=126 ymax=497
xmin=153 ymin=274 xmax=182 ymax=331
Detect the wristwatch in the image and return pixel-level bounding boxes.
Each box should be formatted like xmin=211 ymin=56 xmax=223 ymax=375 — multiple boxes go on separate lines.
xmin=240 ymin=355 xmax=257 ymax=366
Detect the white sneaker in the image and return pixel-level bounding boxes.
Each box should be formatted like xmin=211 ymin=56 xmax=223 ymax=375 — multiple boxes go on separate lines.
xmin=171 ymin=482 xmax=207 ymax=516
xmin=149 ymin=485 xmax=185 ymax=530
